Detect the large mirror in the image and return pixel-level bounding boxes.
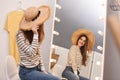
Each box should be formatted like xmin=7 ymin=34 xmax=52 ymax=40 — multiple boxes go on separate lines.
xmin=50 ymin=0 xmax=106 ymax=80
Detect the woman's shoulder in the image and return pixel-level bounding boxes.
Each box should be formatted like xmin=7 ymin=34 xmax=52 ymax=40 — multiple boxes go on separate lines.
xmin=16 ymin=30 xmax=23 ymax=36
xmin=70 ymin=45 xmax=78 ymax=49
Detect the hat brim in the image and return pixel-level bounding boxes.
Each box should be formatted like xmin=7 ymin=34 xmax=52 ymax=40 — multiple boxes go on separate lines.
xmin=72 ymin=29 xmax=95 ymax=50
xmin=20 ymin=5 xmax=51 ymax=31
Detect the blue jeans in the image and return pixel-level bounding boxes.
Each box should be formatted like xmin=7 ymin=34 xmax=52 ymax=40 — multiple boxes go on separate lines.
xmin=19 ymin=65 xmax=60 ymax=80
xmin=62 ymin=66 xmax=89 ymax=80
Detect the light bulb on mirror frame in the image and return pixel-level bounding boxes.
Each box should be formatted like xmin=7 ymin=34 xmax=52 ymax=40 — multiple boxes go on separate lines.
xmin=51 ymin=44 xmax=58 ymax=49
xmin=54 ymin=17 xmax=61 ymax=22
xmin=97 ymin=46 xmax=103 ymax=51
xmin=98 ymin=30 xmax=104 ymax=36
xmin=96 ymin=61 xmax=101 ymax=66
xmin=56 ymin=3 xmax=62 ymax=9
xmin=95 ymin=76 xmax=100 ymax=80
xmin=53 ymin=30 xmax=59 ymax=36
xmin=51 ymin=44 xmax=55 ymax=48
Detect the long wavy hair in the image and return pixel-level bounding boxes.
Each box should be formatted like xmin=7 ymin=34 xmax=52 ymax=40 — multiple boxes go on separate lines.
xmin=76 ymin=34 xmax=88 ymax=66
xmin=22 ymin=24 xmax=45 ymax=44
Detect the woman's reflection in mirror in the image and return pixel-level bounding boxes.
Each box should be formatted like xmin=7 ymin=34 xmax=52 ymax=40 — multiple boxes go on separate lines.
xmin=62 ymin=29 xmax=95 ymax=80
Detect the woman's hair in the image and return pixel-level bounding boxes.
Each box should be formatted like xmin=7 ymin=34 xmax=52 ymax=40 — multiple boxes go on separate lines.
xmin=76 ymin=34 xmax=88 ymax=66
xmin=22 ymin=24 xmax=45 ymax=44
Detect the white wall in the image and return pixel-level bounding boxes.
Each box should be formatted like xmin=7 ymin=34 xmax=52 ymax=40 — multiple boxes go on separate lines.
xmin=0 ymin=0 xmax=55 ymax=74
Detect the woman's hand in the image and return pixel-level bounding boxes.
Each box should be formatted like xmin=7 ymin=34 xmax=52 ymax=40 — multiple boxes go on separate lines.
xmin=88 ymin=50 xmax=92 ymax=53
xmin=32 ymin=25 xmax=39 ymax=34
xmin=42 ymin=70 xmax=48 ymax=74
xmin=87 ymin=47 xmax=92 ymax=53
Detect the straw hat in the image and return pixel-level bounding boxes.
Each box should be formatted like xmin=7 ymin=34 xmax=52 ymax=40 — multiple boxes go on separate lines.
xmin=72 ymin=29 xmax=95 ymax=50
xmin=20 ymin=5 xmax=51 ymax=30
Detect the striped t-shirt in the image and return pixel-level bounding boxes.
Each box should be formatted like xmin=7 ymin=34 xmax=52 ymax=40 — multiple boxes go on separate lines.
xmin=16 ymin=30 xmax=45 ymax=71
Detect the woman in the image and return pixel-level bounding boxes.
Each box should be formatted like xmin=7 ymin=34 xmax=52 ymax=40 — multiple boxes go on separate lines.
xmin=62 ymin=29 xmax=95 ymax=80
xmin=16 ymin=5 xmax=60 ymax=80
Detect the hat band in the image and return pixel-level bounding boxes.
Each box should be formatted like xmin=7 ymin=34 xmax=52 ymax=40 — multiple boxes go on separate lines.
xmin=32 ymin=11 xmax=41 ymax=21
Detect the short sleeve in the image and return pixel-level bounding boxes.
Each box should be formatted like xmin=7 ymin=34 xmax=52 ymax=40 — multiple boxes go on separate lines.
xmin=4 ymin=15 xmax=10 ymax=32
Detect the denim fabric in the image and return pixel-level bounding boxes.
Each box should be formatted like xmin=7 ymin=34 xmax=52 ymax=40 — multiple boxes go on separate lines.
xmin=19 ymin=66 xmax=60 ymax=80
xmin=62 ymin=66 xmax=89 ymax=80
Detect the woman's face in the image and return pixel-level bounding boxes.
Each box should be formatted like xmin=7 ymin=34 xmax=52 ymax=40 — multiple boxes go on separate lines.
xmin=77 ymin=36 xmax=87 ymax=47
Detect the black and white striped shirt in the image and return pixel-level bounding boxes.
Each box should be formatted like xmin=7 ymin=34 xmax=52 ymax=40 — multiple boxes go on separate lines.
xmin=16 ymin=30 xmax=45 ymax=71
